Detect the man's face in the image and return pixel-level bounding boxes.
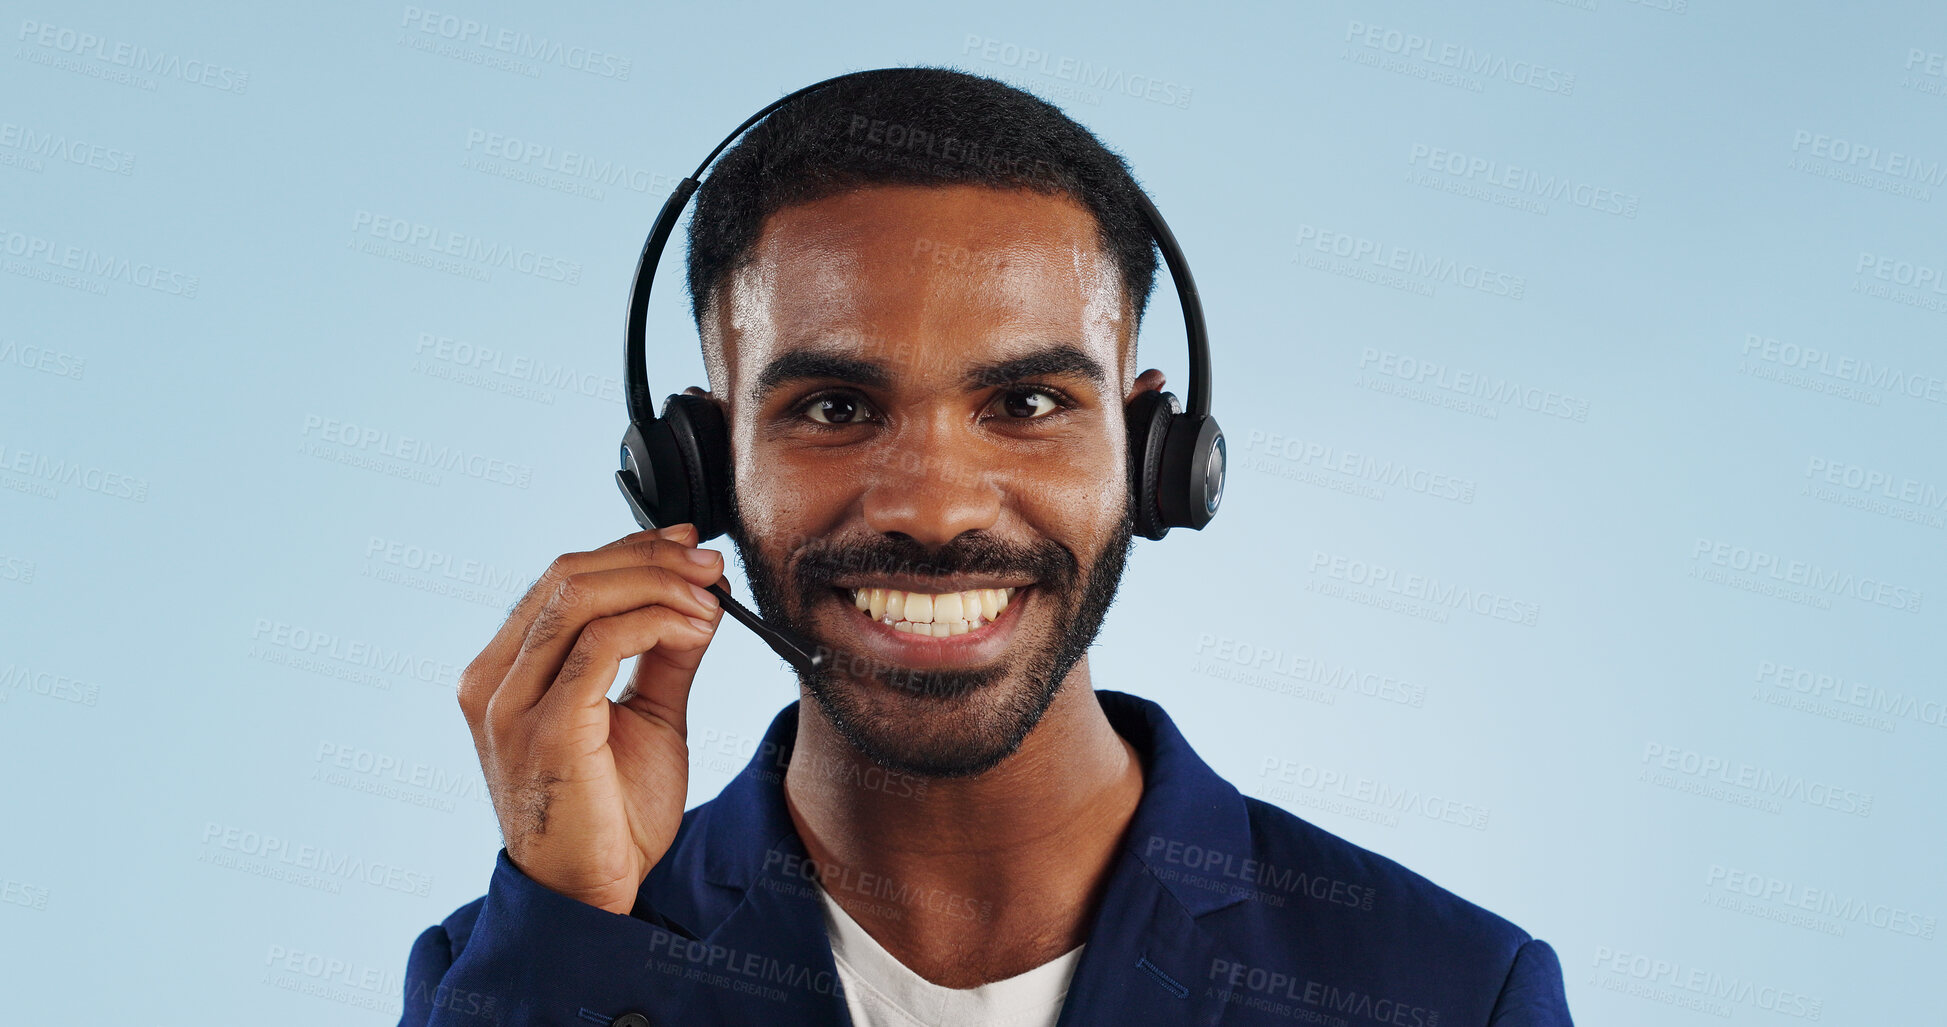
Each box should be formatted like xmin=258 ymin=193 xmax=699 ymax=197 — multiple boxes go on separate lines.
xmin=711 ymin=184 xmax=1147 ymax=778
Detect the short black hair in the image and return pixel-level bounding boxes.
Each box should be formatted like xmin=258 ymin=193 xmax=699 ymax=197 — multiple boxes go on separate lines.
xmin=684 ymin=65 xmax=1159 ymax=388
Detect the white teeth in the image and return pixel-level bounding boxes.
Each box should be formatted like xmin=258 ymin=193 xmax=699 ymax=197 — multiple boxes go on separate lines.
xmin=850 ymin=585 xmax=1026 ymax=635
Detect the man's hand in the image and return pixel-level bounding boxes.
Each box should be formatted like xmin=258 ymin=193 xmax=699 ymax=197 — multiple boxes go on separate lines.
xmin=457 ymin=523 xmax=726 ymax=916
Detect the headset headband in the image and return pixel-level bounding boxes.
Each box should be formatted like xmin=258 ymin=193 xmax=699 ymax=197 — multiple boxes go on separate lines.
xmin=623 ymin=67 xmax=1212 ymax=429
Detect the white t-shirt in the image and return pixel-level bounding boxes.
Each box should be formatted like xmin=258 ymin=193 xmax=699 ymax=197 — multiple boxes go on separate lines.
xmin=816 ymin=882 xmax=1084 ymax=1027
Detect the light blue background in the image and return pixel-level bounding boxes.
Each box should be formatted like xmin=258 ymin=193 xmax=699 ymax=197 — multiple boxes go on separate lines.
xmin=3 ymin=1 xmax=1941 ymax=1022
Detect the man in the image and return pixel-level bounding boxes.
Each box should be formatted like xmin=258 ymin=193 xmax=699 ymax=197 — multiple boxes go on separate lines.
xmin=398 ymin=67 xmax=1573 ymax=1026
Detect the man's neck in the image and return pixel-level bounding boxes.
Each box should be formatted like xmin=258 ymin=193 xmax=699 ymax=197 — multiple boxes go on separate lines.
xmin=782 ymin=664 xmax=1145 ymax=989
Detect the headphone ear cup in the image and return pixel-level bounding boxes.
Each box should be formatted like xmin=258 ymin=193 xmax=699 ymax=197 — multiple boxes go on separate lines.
xmin=659 ymin=393 xmax=733 ymax=542
xmin=1156 ymin=412 xmax=1225 ymax=532
xmin=1125 ymin=389 xmax=1178 ymax=541
xmin=618 ymin=422 xmax=663 ymax=532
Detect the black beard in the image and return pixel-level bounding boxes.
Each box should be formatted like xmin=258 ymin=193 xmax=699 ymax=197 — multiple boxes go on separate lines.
xmin=723 ymin=492 xmax=1136 ymax=779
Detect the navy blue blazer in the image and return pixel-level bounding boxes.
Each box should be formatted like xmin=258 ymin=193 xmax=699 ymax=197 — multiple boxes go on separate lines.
xmin=399 ymin=690 xmax=1573 ymax=1025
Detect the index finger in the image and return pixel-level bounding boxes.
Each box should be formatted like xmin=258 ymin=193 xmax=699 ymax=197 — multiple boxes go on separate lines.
xmin=459 ymin=524 xmax=704 ymax=701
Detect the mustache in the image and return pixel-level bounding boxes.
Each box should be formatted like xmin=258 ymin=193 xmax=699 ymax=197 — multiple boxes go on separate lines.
xmin=790 ymin=530 xmax=1078 ymax=597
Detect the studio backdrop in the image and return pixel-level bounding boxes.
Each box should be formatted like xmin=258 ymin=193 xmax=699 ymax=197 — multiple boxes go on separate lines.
xmin=2 ymin=1 xmax=1940 ymax=1022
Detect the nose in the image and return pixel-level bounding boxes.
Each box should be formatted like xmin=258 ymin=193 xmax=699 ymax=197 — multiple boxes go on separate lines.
xmin=859 ymin=420 xmax=1003 ymax=547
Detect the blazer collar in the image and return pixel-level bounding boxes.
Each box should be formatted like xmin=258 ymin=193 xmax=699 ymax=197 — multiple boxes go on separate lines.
xmin=642 ymin=689 xmax=1256 ymax=1024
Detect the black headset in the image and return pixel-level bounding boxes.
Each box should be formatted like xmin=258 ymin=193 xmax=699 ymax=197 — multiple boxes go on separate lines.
xmin=616 ymin=67 xmax=1225 ymax=675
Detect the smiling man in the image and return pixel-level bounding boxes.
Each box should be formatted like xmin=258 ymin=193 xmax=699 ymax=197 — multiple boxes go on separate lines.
xmin=398 ymin=68 xmax=1573 ymax=1026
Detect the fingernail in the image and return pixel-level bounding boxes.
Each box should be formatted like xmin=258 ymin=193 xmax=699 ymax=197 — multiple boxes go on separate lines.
xmin=684 ymin=547 xmax=718 ymax=566
xmin=688 ymin=583 xmax=718 ymax=607
xmin=686 ymin=615 xmax=717 ymax=633
xmin=658 ymin=523 xmax=694 ymax=539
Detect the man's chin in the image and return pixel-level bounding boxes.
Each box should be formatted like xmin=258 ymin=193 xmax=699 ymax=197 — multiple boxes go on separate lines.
xmin=804 ymin=666 xmax=1061 ymax=779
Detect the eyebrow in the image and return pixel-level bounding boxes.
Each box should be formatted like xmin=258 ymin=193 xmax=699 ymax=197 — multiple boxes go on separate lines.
xmin=751 ymin=343 xmax=1109 ymax=405
xmin=752 ymin=351 xmax=888 ymax=406
xmin=965 ymin=344 xmax=1107 ymax=392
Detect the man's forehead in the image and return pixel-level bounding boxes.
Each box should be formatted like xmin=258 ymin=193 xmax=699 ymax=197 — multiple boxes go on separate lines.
xmin=711 ymin=184 xmax=1133 ymax=394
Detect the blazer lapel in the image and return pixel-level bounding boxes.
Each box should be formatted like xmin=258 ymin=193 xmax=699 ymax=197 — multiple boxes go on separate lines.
xmin=658 ymin=834 xmax=853 ymax=1025
xmin=1058 ymin=847 xmax=1246 ymax=1026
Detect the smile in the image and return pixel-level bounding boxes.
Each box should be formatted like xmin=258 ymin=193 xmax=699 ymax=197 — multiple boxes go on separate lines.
xmin=845 ymin=586 xmax=1021 ymax=637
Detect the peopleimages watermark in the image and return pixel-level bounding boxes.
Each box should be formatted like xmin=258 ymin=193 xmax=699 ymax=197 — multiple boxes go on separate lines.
xmin=842 ymin=115 xmax=1065 ymax=191
xmin=1789 ymin=129 xmax=1946 ymax=201
xmin=199 ymin=822 xmax=434 ymax=897
xmin=1853 ymin=249 xmax=1947 ymax=315
xmin=250 ymin=616 xmax=463 ymax=693
xmin=1294 ymin=224 xmax=1526 ymax=300
xmin=1902 ymin=47 xmax=1947 ymax=96
xmin=1300 ymin=225 xmax=1526 ymax=302
xmin=0 ymin=120 xmax=136 ymax=175
xmin=1 ymin=874 xmax=49 ymax=911
xmin=1589 ymin=945 xmax=1823 ymax=1020
xmin=1705 ymin=863 xmax=1936 ymax=940
xmin=961 ymin=33 xmax=1192 ymax=109
xmin=1738 ymin=332 xmax=1947 ymax=407
xmin=461 ymin=128 xmax=678 ymax=202
xmin=313 ymin=740 xmax=490 ymax=813
xmin=397 ymin=7 xmax=630 ymax=79
xmin=1754 ymin=658 xmax=1945 ymax=733
xmin=1407 ymin=143 xmax=1639 ymax=218
xmin=0 ymin=438 xmax=149 ymax=502
xmin=0 ymin=553 xmax=35 ymax=586
xmin=1258 ymin=756 xmax=1492 ymax=831
xmin=1855 ymin=250 xmax=1947 ymax=293
xmin=761 ymin=851 xmax=992 ymax=923
xmin=1639 ymin=742 xmax=1874 ymax=818
xmin=1688 ymin=537 xmax=1924 ymax=614
xmin=362 ymin=535 xmax=525 ymax=609
xmin=1309 ymin=550 xmax=1542 ymax=627
xmin=1242 ymin=429 xmax=1475 ymax=505
xmin=1143 ymin=835 xmax=1378 ymax=912
xmin=15 ymin=18 xmax=250 ymax=93
xmin=412 ymin=330 xmax=622 ymax=405
xmin=1802 ymin=455 xmax=1946 ymax=529
xmin=645 ymin=930 xmax=838 ymax=1003
xmin=0 ymin=222 xmax=199 ymax=297
xmin=1208 ymin=958 xmax=1437 ymax=1027
xmin=0 ymin=337 xmax=85 ymax=380
xmin=348 ymin=209 xmax=582 ymax=285
xmin=1355 ymin=349 xmax=1586 ymax=421
xmin=1192 ymin=634 xmax=1427 ymax=708
xmin=261 ymin=943 xmax=408 ymax=1017
xmin=299 ymin=413 xmax=534 ymax=489
xmin=1 ymin=661 xmax=101 ymax=707
xmin=1342 ymin=20 xmax=1575 ymax=96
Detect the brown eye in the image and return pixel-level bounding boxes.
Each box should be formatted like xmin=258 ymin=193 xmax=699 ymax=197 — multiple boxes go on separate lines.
xmin=805 ymin=394 xmax=869 ymax=424
xmin=998 ymin=388 xmax=1061 ymax=419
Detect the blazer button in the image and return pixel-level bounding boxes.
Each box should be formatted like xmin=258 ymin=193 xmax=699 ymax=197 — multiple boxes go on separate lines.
xmin=612 ymin=1015 xmax=651 ymax=1027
